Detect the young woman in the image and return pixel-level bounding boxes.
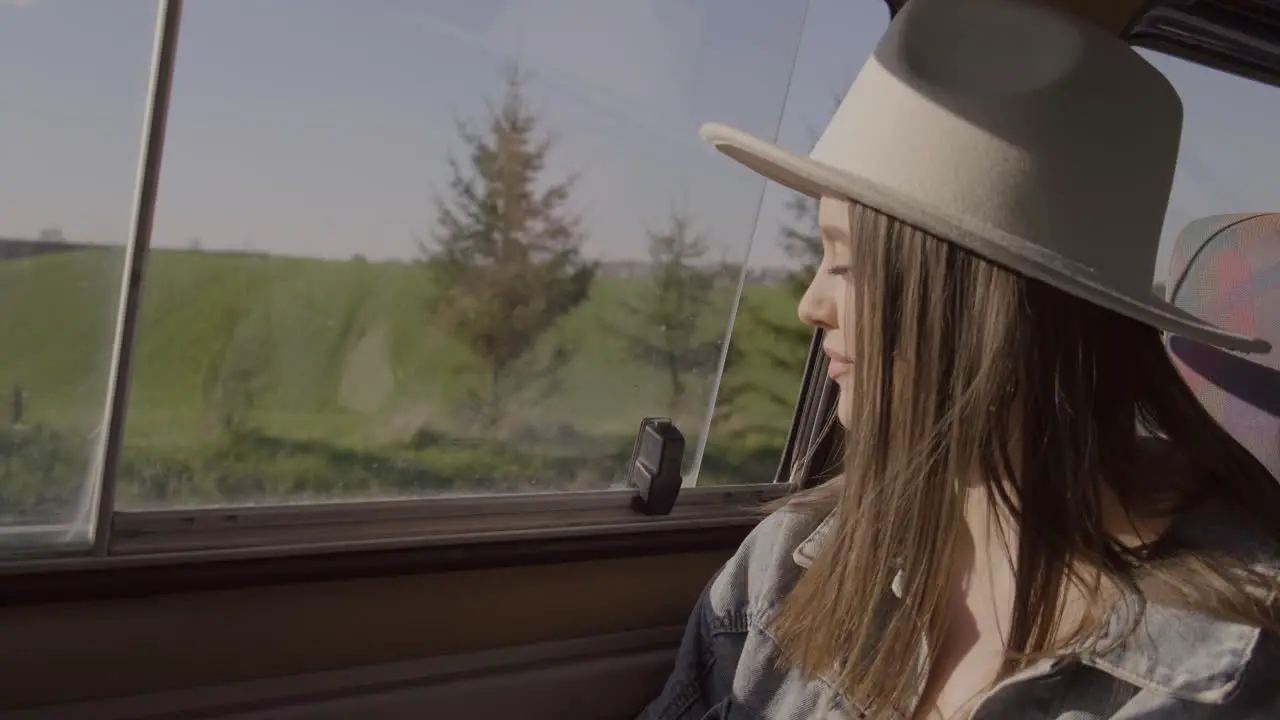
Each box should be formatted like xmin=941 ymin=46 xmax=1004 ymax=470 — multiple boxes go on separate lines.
xmin=638 ymin=1 xmax=1280 ymax=718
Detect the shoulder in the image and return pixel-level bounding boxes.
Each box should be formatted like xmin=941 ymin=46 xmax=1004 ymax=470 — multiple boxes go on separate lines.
xmin=1094 ymin=491 xmax=1280 ymax=716
xmin=1227 ymin=629 xmax=1280 ymax=716
xmin=705 ymin=504 xmax=829 ymax=622
xmin=1118 ymin=628 xmax=1280 ymax=717
xmin=635 ymin=505 xmax=847 ymax=720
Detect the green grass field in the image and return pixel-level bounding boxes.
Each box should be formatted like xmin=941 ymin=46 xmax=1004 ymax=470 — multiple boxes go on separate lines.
xmin=0 ymin=247 xmax=808 ymax=516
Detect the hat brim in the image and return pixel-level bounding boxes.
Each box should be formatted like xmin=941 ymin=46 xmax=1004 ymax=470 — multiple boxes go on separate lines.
xmin=701 ymin=121 xmax=1271 ymax=355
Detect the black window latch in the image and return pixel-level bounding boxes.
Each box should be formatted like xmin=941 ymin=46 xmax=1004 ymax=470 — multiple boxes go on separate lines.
xmin=627 ymin=417 xmax=684 ymax=516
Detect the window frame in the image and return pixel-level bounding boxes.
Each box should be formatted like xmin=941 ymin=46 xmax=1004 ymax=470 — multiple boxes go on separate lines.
xmin=0 ymin=0 xmax=185 ymax=563
xmin=0 ymin=488 xmax=781 ymax=606
xmin=1126 ymin=1 xmax=1280 ymax=91
xmin=90 ymin=0 xmax=186 ymax=558
xmin=0 ymin=0 xmax=833 ymax=587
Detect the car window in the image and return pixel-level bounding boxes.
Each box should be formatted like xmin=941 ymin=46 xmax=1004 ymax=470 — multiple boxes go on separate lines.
xmin=1141 ymin=48 xmax=1280 ymax=294
xmin=0 ymin=1 xmax=157 ymax=550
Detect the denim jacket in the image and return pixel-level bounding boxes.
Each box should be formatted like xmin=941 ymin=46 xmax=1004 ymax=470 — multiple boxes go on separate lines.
xmin=637 ymin=496 xmax=1280 ymax=719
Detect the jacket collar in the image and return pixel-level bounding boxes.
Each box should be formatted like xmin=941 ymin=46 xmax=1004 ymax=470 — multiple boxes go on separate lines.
xmin=790 ymin=496 xmax=1277 ymax=704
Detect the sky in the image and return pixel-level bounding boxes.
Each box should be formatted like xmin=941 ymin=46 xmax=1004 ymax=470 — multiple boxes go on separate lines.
xmin=1 ymin=0 xmax=1279 ymax=280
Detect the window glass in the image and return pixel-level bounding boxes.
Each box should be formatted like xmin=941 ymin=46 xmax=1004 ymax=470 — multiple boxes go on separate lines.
xmin=118 ymin=0 xmax=848 ymax=508
xmin=704 ymin=0 xmax=886 ymax=485
xmin=1141 ymin=49 xmax=1280 ymax=294
xmin=0 ymin=1 xmax=157 ymax=547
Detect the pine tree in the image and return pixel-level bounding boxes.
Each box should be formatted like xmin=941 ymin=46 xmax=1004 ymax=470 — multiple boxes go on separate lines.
xmin=626 ymin=209 xmax=724 ymax=415
xmin=759 ymin=192 xmax=821 ymax=372
xmin=713 ymin=192 xmax=820 ymax=437
xmin=425 ymin=65 xmax=596 ymax=429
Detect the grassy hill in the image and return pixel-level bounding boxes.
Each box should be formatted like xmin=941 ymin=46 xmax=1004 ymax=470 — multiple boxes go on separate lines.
xmin=0 ymin=248 xmax=808 ymax=514
xmin=0 ymin=248 xmax=123 ymax=433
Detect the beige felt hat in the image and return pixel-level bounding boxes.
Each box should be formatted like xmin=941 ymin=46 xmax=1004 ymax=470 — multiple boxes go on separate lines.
xmin=701 ymin=0 xmax=1271 ymax=354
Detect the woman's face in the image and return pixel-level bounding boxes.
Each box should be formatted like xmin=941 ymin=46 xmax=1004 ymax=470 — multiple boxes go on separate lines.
xmin=798 ymin=196 xmax=856 ymax=427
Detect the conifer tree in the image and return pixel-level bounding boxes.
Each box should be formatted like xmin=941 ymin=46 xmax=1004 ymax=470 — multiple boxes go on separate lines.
xmin=713 ymin=193 xmax=820 ymax=432
xmin=626 ymin=209 xmax=723 ymax=415
xmin=425 ymin=65 xmax=596 ymax=428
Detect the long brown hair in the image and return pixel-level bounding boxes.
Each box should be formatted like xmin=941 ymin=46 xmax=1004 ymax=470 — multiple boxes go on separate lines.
xmin=769 ymin=200 xmax=1280 ymax=715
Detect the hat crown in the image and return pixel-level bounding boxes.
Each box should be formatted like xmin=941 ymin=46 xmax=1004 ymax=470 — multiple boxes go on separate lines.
xmin=812 ymin=0 xmax=1183 ymax=297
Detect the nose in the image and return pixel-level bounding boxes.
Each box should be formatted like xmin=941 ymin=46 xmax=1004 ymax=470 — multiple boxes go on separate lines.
xmin=798 ymin=272 xmax=837 ymax=331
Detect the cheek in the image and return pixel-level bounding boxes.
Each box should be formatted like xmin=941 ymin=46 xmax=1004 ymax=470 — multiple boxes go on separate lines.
xmin=835 ymin=291 xmax=850 ymax=331
xmin=834 ymin=283 xmax=856 ymax=345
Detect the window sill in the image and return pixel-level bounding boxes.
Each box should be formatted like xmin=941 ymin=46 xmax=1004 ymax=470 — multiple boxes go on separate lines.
xmin=0 ymin=484 xmax=785 ymax=606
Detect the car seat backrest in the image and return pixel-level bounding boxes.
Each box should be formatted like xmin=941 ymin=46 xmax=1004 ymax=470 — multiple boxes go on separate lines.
xmin=1165 ymin=213 xmax=1280 ymax=479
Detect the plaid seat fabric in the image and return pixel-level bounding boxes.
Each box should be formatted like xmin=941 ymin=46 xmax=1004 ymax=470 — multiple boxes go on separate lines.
xmin=1165 ymin=213 xmax=1280 ymax=480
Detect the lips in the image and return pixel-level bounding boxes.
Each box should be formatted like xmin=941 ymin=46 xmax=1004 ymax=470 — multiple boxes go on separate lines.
xmin=824 ymin=347 xmax=852 ymax=379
